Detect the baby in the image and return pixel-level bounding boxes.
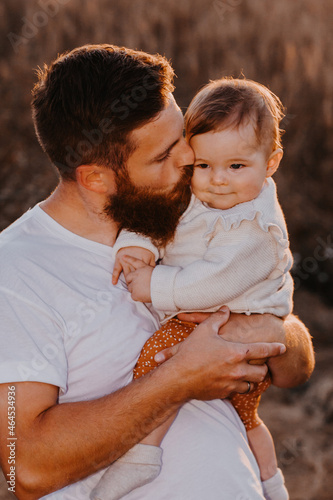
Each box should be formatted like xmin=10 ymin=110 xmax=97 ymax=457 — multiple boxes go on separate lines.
xmin=91 ymin=78 xmax=292 ymax=500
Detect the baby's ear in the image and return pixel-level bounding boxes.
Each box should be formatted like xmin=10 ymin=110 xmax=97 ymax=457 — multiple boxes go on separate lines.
xmin=266 ymin=149 xmax=283 ymax=177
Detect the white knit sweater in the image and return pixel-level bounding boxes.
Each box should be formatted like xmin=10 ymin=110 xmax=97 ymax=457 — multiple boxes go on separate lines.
xmin=113 ymin=178 xmax=294 ymax=321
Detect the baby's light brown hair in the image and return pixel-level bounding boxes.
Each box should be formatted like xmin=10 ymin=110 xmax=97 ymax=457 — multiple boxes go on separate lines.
xmin=185 ymin=77 xmax=285 ymax=155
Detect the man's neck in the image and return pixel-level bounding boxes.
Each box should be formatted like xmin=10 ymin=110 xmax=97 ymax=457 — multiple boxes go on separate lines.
xmin=40 ymin=182 xmax=119 ymax=246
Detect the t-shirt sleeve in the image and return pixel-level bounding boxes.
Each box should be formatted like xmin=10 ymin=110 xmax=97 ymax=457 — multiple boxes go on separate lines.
xmin=0 ymin=286 xmax=68 ymax=393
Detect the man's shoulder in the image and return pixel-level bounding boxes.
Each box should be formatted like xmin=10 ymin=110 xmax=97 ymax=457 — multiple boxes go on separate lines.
xmin=0 ymin=206 xmax=38 ymax=243
xmin=0 ymin=206 xmax=43 ymax=275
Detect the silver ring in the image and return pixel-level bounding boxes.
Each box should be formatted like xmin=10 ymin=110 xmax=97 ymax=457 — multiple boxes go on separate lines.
xmin=240 ymin=381 xmax=251 ymax=395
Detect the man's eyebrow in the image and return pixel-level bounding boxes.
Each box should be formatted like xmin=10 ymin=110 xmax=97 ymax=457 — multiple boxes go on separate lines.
xmin=149 ymin=138 xmax=180 ymax=163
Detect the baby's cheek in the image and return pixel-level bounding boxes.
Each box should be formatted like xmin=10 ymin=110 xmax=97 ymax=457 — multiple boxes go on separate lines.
xmin=191 ymin=171 xmax=205 ymax=193
xmin=190 ymin=182 xmax=202 ymax=201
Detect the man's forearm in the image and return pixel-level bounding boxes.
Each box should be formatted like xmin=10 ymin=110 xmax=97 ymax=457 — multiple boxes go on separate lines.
xmin=10 ymin=368 xmax=186 ymax=500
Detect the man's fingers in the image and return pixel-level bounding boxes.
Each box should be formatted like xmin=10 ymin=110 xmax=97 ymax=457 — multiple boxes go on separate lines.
xmin=155 ymin=344 xmax=180 ymax=364
xmin=243 ymin=342 xmax=286 ymax=362
xmin=177 ymin=307 xmax=229 ymax=326
xmin=240 ymin=363 xmax=269 ymax=384
xmin=199 ymin=308 xmax=230 ymax=333
xmin=235 ymin=381 xmax=255 ymax=395
xmin=248 ymin=358 xmax=267 ymax=366
xmin=154 ymin=309 xmax=230 ymax=364
xmin=177 ymin=312 xmax=211 ymax=323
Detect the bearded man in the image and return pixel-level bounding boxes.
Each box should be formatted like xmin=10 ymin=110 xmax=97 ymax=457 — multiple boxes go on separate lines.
xmin=0 ymin=45 xmax=314 ymax=500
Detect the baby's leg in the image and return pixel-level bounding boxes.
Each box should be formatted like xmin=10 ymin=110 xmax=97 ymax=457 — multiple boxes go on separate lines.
xmin=140 ymin=415 xmax=177 ymax=447
xmin=230 ymin=378 xmax=288 ymax=500
xmin=90 ymin=319 xmax=196 ymax=500
xmin=248 ymin=424 xmax=288 ymax=500
xmin=135 ymin=318 xmax=197 ymax=448
xmin=247 ymin=421 xmax=277 ymax=480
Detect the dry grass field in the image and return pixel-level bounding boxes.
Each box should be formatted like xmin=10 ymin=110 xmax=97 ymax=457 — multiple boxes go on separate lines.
xmin=0 ymin=0 xmax=332 ymax=498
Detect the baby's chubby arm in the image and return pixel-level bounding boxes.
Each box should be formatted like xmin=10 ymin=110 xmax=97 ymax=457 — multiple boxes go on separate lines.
xmin=112 ymin=246 xmax=156 ymax=286
xmin=112 ymin=230 xmax=161 ymax=286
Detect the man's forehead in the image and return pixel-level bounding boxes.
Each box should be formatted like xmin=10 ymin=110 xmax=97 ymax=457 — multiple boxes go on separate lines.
xmin=129 ymin=96 xmax=184 ymax=156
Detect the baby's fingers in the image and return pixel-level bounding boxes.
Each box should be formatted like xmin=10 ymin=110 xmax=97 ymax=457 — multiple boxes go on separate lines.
xmin=123 ymin=254 xmax=150 ymax=270
xmin=112 ymin=259 xmax=124 ymax=285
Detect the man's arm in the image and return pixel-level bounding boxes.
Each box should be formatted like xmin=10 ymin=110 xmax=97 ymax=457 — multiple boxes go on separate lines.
xmin=0 ymin=312 xmax=285 ymax=500
xmin=177 ymin=312 xmax=315 ymax=388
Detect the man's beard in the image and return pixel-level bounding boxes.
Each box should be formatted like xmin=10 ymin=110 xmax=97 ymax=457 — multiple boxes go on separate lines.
xmin=104 ymin=167 xmax=192 ymax=248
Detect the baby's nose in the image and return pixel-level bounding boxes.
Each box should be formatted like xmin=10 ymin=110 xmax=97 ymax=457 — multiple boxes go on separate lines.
xmin=212 ymin=169 xmax=228 ymax=185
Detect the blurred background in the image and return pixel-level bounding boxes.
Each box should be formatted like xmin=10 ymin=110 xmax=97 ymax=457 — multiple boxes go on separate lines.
xmin=0 ymin=0 xmax=332 ymax=498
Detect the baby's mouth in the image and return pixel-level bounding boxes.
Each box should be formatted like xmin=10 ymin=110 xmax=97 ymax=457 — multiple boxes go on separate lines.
xmin=209 ymin=190 xmax=233 ymax=195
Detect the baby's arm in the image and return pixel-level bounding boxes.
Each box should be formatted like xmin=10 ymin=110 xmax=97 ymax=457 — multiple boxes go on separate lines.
xmin=124 ymin=256 xmax=155 ymax=303
xmin=149 ymin=220 xmax=290 ymax=313
xmin=112 ymin=230 xmax=160 ymax=285
xmin=112 ymin=247 xmax=155 ymax=285
xmin=123 ymin=221 xmax=289 ymax=309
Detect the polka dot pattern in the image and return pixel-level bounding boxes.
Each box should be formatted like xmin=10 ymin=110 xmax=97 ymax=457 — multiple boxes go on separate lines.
xmin=133 ymin=319 xmax=195 ymax=378
xmin=230 ymin=376 xmax=271 ymax=430
xmin=134 ymin=318 xmax=271 ymax=431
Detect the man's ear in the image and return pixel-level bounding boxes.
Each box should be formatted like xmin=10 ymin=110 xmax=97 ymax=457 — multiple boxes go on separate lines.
xmin=75 ymin=165 xmax=111 ymax=194
xmin=266 ymin=148 xmax=283 ymax=178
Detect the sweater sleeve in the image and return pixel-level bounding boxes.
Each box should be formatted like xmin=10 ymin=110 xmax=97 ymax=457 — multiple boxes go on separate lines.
xmin=150 ymin=219 xmax=279 ymax=312
xmin=113 ymin=230 xmax=161 ymax=261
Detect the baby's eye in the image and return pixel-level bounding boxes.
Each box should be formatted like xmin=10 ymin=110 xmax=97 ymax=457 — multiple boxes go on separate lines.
xmin=230 ymin=164 xmax=244 ymax=170
xmin=196 ymin=163 xmax=210 ymax=169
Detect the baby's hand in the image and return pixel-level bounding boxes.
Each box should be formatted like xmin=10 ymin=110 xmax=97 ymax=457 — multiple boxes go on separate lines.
xmin=112 ymin=247 xmax=155 ymax=285
xmin=123 ymin=255 xmax=154 ymax=303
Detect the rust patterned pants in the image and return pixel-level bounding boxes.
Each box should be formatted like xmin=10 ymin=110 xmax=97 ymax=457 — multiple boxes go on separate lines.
xmin=134 ymin=318 xmax=271 ymax=431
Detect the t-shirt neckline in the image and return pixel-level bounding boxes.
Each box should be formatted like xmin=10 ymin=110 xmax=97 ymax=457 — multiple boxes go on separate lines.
xmin=33 ymin=204 xmax=114 ymax=258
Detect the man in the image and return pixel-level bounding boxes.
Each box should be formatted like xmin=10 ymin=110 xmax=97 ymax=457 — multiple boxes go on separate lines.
xmin=0 ymin=45 xmax=314 ymax=500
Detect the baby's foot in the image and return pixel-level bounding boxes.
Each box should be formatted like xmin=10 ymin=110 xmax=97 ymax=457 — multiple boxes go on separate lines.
xmin=90 ymin=444 xmax=162 ymax=500
xmin=262 ymin=468 xmax=289 ymax=500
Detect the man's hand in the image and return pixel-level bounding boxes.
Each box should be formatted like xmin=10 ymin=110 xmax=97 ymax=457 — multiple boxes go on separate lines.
xmin=177 ymin=309 xmax=315 ymax=388
xmin=157 ymin=309 xmax=286 ymax=399
xmin=123 ymin=255 xmax=154 ymax=303
xmin=112 ymin=247 xmax=155 ymax=285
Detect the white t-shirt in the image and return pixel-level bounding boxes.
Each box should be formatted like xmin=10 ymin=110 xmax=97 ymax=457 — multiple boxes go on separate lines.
xmin=0 ymin=206 xmax=264 ymax=499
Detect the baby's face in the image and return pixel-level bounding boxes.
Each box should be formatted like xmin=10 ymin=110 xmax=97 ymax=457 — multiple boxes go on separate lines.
xmin=190 ymin=122 xmax=271 ymax=210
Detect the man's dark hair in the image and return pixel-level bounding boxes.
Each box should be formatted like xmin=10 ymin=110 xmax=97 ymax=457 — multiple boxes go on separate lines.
xmin=31 ymin=44 xmax=175 ymax=180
